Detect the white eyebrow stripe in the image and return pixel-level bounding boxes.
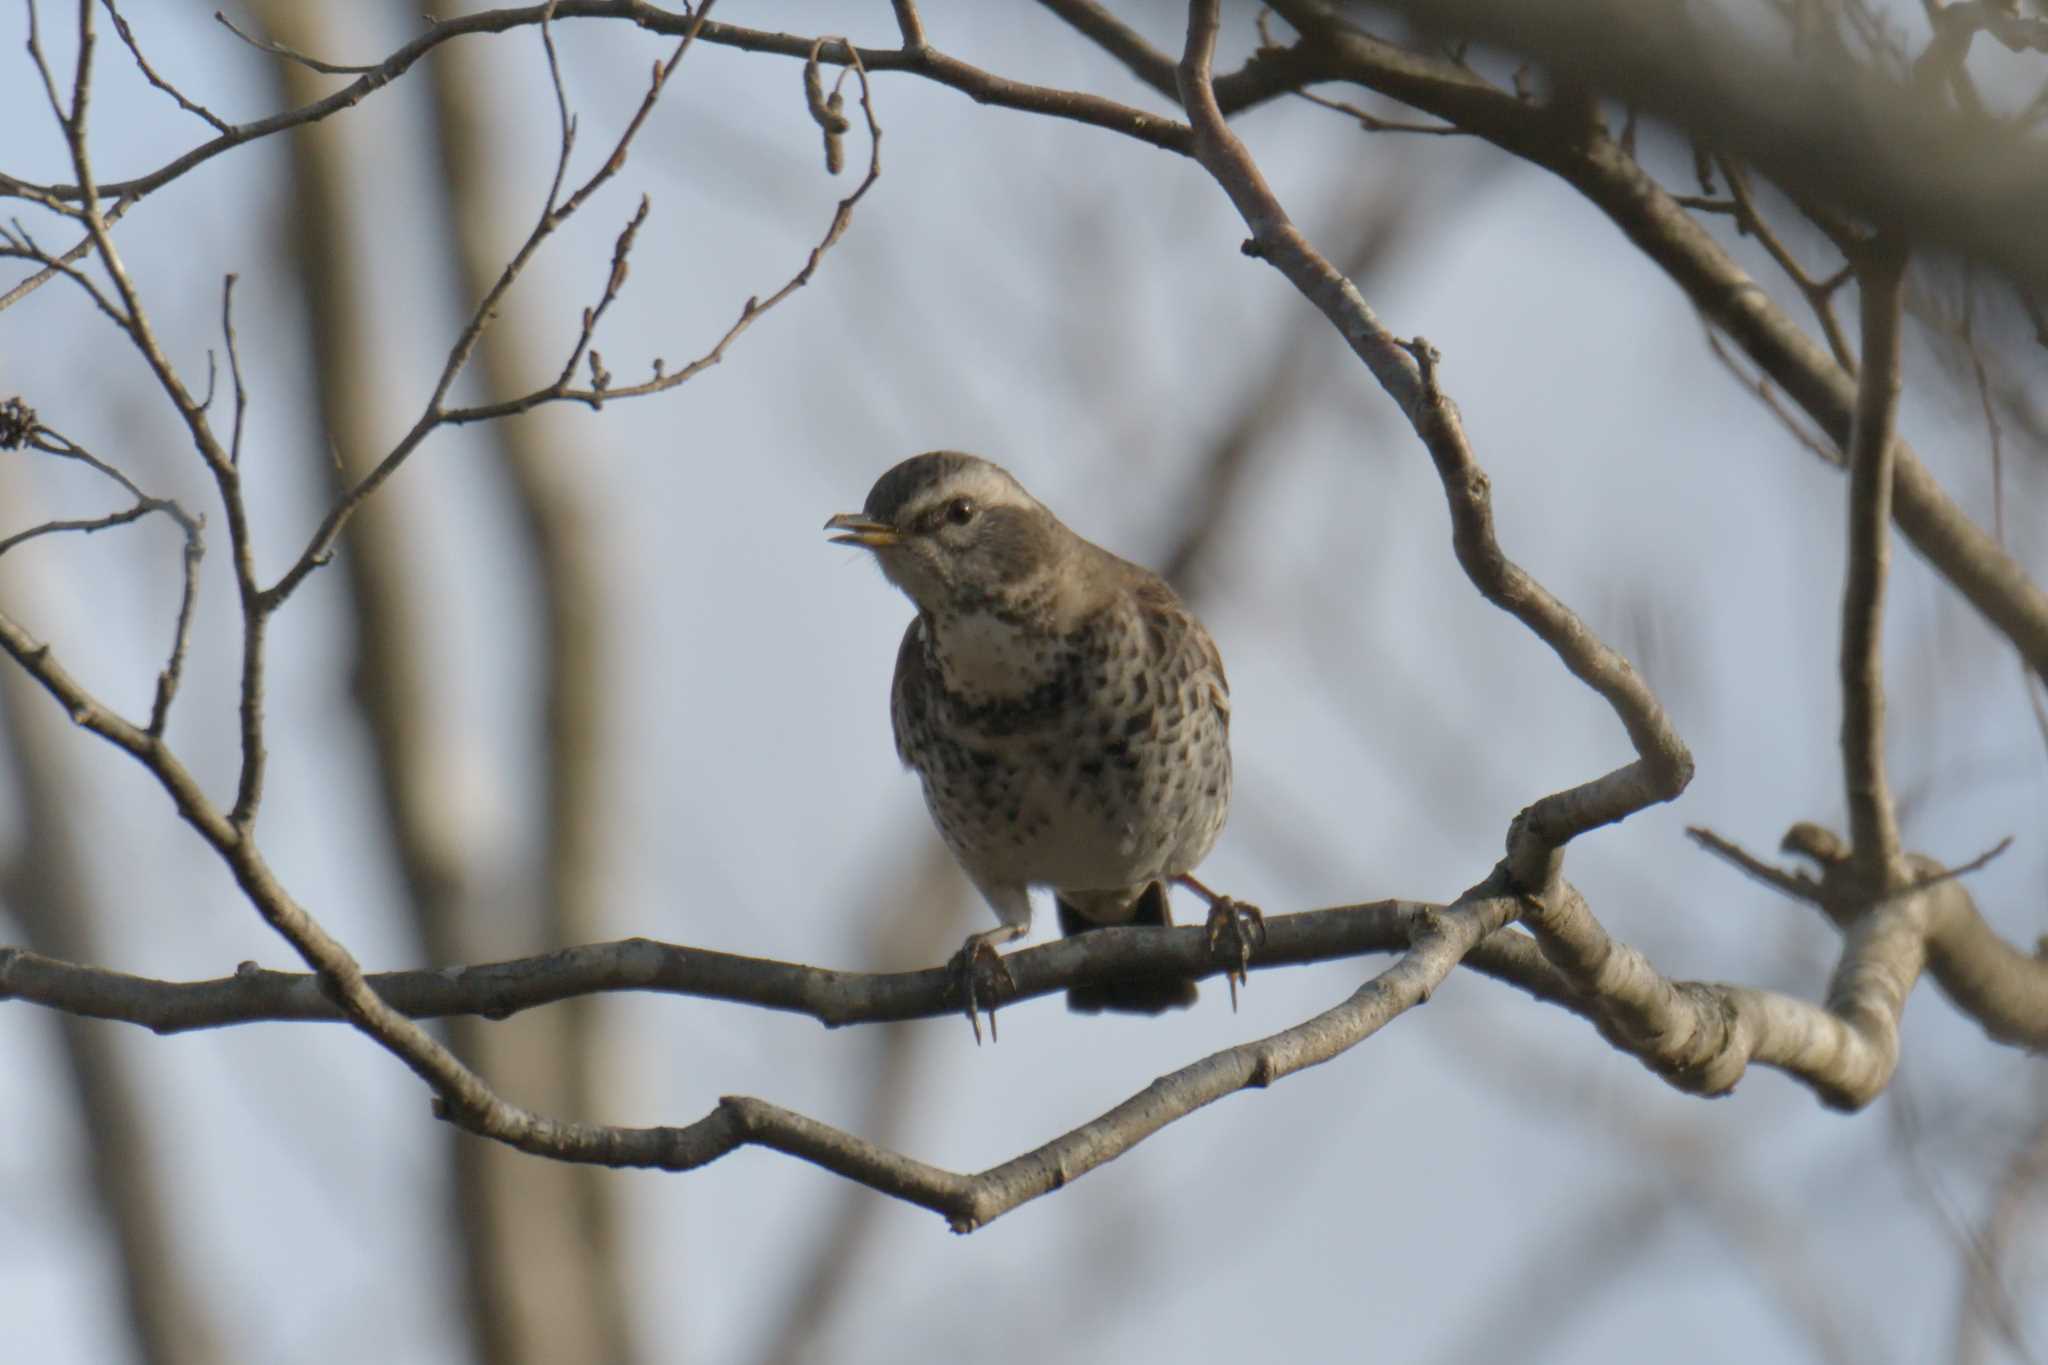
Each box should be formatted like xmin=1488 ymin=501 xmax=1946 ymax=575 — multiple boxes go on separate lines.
xmin=906 ymin=465 xmax=1035 ymax=521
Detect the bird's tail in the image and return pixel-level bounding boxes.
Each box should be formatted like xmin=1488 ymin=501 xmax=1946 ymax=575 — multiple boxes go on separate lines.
xmin=1057 ymin=881 xmax=1199 ymax=1015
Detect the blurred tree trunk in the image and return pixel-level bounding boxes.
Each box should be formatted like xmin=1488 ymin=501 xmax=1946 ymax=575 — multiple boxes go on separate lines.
xmin=247 ymin=3 xmax=635 ymax=1361
xmin=0 ymin=550 xmax=218 ymax=1365
xmin=419 ymin=10 xmax=642 ymax=1361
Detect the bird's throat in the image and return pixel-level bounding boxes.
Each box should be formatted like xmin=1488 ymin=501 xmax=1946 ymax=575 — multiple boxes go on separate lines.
xmin=924 ymin=608 xmax=1064 ymax=701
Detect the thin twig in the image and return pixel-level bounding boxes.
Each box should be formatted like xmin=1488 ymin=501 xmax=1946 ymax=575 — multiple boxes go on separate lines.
xmin=1702 ymin=323 xmax=1840 ymax=462
xmin=430 ymin=34 xmax=885 ymax=427
xmin=8 ymin=0 xmax=1293 ymax=216
xmin=1686 ymin=826 xmax=1826 ymax=901
xmin=1719 ymin=156 xmax=1857 ymax=371
xmin=0 ymin=221 xmax=133 ymax=328
xmin=145 ymin=512 xmax=203 ymax=739
xmin=1292 ymin=87 xmax=1467 ymax=135
xmin=103 ymin=0 xmax=230 ymax=132
xmin=0 ymin=505 xmax=157 ymax=557
xmin=213 ymin=9 xmax=379 ymax=75
xmin=0 ymin=196 xmax=130 ymax=312
xmin=1672 ymin=193 xmax=1739 ymax=214
xmin=261 ymin=2 xmax=720 ymax=611
xmin=0 ymin=413 xmax=207 ymax=738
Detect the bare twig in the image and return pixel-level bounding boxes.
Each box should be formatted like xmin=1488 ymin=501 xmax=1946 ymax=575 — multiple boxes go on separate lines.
xmin=213 ymin=9 xmax=379 ymax=75
xmin=28 ymin=0 xmax=277 ymax=822
xmin=429 ymin=40 xmax=883 ymax=426
xmin=1839 ymin=235 xmax=1910 ymax=888
xmin=0 ymin=414 xmax=205 ymax=739
xmin=1035 ymin=0 xmax=1328 ymax=117
xmin=0 ymin=504 xmax=157 ymax=556
xmin=1904 ymin=835 xmax=2014 ymax=891
xmin=0 ymin=196 xmax=131 ymax=312
xmin=260 ymin=2 xmax=725 ymax=611
xmin=1687 ymin=825 xmax=1826 ymax=901
xmin=3 ymin=0 xmax=1300 ymax=219
xmin=24 ymin=0 xmax=70 ymax=130
xmin=103 ymin=0 xmax=229 ymax=132
xmin=144 ymin=511 xmax=203 ymax=740
xmin=1702 ymin=324 xmax=1840 ymax=462
xmin=1292 ymin=86 xmax=1468 ymax=135
xmin=1718 ymin=156 xmax=1857 ymax=371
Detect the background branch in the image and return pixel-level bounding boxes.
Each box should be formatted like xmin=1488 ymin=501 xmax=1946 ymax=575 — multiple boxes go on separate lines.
xmin=1839 ymin=236 xmax=1911 ymax=890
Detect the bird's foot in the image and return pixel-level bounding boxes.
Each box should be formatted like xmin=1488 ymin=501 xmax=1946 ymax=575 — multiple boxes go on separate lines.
xmin=1205 ymin=898 xmax=1266 ymax=1011
xmin=948 ymin=933 xmax=1018 ymax=1045
xmin=1177 ymin=874 xmax=1266 ymax=1011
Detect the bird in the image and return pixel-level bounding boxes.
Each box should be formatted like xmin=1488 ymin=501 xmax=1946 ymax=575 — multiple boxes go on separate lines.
xmin=825 ymin=451 xmax=1261 ymax=1039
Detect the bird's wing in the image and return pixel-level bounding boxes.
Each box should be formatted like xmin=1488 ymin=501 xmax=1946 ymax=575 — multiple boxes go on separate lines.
xmin=889 ymin=615 xmax=933 ymax=768
xmin=1129 ymin=574 xmax=1230 ymax=728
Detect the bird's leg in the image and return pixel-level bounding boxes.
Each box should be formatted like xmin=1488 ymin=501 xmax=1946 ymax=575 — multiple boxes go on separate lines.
xmin=949 ymin=922 xmax=1027 ymax=1044
xmin=1174 ymin=873 xmax=1267 ymax=1011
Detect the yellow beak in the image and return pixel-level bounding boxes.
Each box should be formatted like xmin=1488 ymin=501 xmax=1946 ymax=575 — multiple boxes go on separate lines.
xmin=824 ymin=512 xmax=900 ymax=548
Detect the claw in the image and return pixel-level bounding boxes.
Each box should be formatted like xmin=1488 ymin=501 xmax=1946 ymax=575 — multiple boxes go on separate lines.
xmin=949 ymin=935 xmax=1016 ymax=1044
xmin=1196 ymin=891 xmax=1266 ymax=1012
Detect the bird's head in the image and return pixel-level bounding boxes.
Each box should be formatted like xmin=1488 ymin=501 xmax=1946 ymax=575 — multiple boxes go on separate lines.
xmin=826 ymin=452 xmax=1073 ymax=617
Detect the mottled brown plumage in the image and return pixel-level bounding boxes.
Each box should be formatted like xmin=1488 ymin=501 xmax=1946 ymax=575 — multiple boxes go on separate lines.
xmin=827 ymin=452 xmax=1236 ymax=1028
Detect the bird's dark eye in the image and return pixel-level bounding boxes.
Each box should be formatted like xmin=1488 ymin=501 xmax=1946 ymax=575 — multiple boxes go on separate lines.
xmin=944 ymin=496 xmax=976 ymax=526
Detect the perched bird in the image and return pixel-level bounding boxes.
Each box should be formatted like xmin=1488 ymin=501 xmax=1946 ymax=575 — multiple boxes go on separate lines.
xmin=826 ymin=452 xmax=1259 ymax=1038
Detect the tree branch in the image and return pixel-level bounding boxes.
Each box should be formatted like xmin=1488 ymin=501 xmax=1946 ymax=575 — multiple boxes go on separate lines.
xmin=1839 ymin=236 xmax=1911 ymax=888
xmin=2 ymin=0 xmax=1334 ymax=237
xmin=1364 ymin=0 xmax=2048 ymax=298
xmin=0 ymin=901 xmax=1576 ymax=1032
xmin=1266 ymin=0 xmax=2048 ymax=690
xmin=1175 ymin=0 xmax=1692 ymax=896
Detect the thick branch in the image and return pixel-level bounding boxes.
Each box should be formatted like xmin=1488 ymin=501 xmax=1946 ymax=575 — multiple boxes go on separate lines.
xmin=1755 ymin=829 xmax=2048 ymax=1052
xmin=0 ymin=883 xmax=1522 ymax=1229
xmin=12 ymin=855 xmax=2026 ymax=1125
xmin=1501 ymin=876 xmax=1926 ymax=1108
xmin=1922 ymin=884 xmax=2048 ymax=1050
xmin=0 ymin=901 xmax=1579 ymax=1033
xmin=444 ymin=887 xmax=1520 ymax=1230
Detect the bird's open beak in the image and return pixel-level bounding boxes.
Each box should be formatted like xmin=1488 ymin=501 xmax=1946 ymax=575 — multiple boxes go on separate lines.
xmin=824 ymin=512 xmax=900 ymax=548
